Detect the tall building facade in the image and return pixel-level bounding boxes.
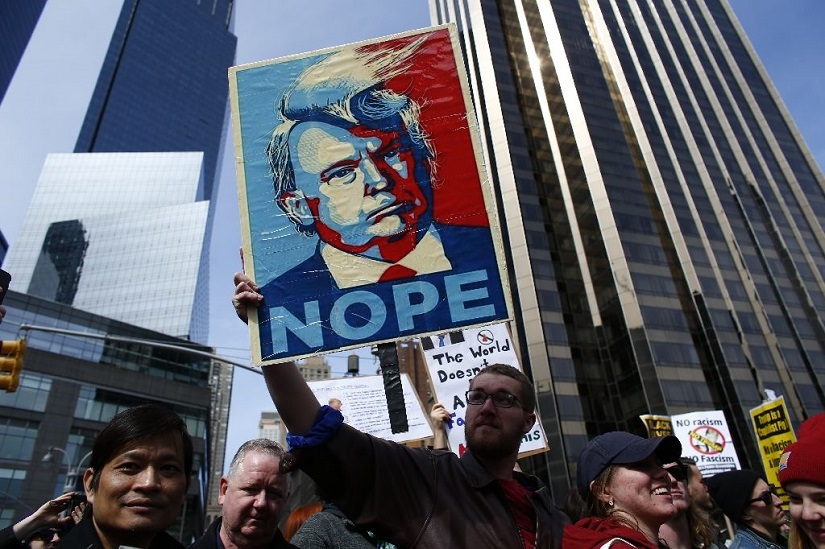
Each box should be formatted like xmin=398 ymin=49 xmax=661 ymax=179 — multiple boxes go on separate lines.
xmin=432 ymin=0 xmax=825 ymax=498
xmin=0 ymin=0 xmax=237 ymax=535
xmin=6 ymin=153 xmax=211 ymax=342
xmin=74 ymin=0 xmax=236 ymax=201
xmin=0 ymin=1 xmax=47 ymax=104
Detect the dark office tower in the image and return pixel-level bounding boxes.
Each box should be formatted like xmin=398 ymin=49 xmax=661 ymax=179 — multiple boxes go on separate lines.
xmin=0 ymin=1 xmax=47 ymax=104
xmin=74 ymin=0 xmax=237 ymax=200
xmin=432 ymin=0 xmax=825 ymax=497
xmin=29 ymin=220 xmax=89 ymax=305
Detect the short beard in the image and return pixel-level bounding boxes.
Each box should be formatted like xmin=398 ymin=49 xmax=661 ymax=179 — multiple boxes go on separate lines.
xmin=465 ymin=424 xmax=523 ymax=461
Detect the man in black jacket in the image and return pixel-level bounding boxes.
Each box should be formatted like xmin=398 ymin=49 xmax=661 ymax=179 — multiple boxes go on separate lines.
xmin=190 ymin=440 xmax=295 ymax=549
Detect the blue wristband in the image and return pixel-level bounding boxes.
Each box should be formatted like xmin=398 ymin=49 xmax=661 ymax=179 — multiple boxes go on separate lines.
xmin=286 ymin=405 xmax=344 ymax=451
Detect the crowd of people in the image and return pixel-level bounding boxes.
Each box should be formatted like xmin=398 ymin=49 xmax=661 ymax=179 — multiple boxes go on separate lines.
xmin=3 ymin=287 xmax=824 ymax=549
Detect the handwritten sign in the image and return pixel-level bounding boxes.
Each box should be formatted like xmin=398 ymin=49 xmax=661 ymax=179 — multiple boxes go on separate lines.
xmin=308 ymin=373 xmax=432 ymax=444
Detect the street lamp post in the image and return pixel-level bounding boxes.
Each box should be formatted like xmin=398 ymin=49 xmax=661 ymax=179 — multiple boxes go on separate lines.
xmin=42 ymin=447 xmax=92 ymax=493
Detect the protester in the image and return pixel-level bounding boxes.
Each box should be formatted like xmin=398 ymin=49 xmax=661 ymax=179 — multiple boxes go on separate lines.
xmin=190 ymin=439 xmax=295 ymax=549
xmin=60 ymin=404 xmax=192 ymax=549
xmin=706 ymin=469 xmax=787 ymax=549
xmin=282 ymin=503 xmax=322 ymax=542
xmin=234 ymin=273 xmax=569 ymax=547
xmin=659 ymin=459 xmax=718 ymax=549
xmin=778 ymin=413 xmax=825 ymax=549
xmin=682 ymin=458 xmax=726 ymax=547
xmin=563 ymin=431 xmax=682 ymax=548
xmin=0 ymin=492 xmax=75 ymax=549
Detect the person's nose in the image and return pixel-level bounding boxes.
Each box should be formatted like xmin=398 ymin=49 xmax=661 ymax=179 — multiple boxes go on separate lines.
xmin=799 ymin=499 xmax=822 ymax=521
xmin=361 ymin=156 xmax=390 ymax=193
xmin=133 ymin=466 xmax=161 ymax=490
xmin=252 ymin=490 xmax=268 ymax=509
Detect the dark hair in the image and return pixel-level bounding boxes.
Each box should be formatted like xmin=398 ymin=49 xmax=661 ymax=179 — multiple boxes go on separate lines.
xmin=470 ymin=363 xmax=536 ymax=413
xmin=88 ymin=404 xmax=193 ymax=490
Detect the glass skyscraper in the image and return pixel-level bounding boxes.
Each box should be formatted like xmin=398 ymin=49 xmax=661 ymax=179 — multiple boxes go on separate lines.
xmin=74 ymin=0 xmax=236 ymax=201
xmin=7 ymin=153 xmax=210 ymax=341
xmin=0 ymin=0 xmax=236 ymax=533
xmin=0 ymin=1 xmax=47 ymax=104
xmin=432 ymin=0 xmax=825 ymax=498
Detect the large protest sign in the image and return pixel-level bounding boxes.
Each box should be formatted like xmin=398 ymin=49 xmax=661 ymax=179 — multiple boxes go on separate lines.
xmin=308 ymin=373 xmax=433 ymax=444
xmin=228 ymin=25 xmax=511 ymax=365
xmin=420 ymin=323 xmax=548 ymax=457
xmin=750 ymin=397 xmax=796 ymax=492
xmin=671 ymin=410 xmax=741 ymax=477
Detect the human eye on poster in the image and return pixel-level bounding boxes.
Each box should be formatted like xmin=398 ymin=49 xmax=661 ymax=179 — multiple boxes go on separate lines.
xmin=229 ymin=24 xmax=512 ymax=365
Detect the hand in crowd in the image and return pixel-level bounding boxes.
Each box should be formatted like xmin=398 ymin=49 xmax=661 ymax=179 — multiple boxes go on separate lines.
xmin=429 ymin=402 xmax=451 ymax=427
xmin=11 ymin=491 xmax=76 ymax=542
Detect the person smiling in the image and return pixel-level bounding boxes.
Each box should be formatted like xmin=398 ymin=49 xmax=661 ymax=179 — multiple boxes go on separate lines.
xmin=778 ymin=413 xmax=825 ymax=549
xmin=60 ymin=404 xmax=192 ymax=549
xmin=563 ymin=431 xmax=682 ymax=549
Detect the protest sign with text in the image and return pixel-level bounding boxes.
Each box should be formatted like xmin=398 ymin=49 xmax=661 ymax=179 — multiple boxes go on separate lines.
xmin=671 ymin=410 xmax=741 ymax=477
xmin=308 ymin=373 xmax=433 ymax=444
xmin=750 ymin=396 xmax=796 ymax=491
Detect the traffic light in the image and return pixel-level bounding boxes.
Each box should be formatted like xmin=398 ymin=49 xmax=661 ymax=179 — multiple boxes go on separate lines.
xmin=0 ymin=339 xmax=26 ymax=392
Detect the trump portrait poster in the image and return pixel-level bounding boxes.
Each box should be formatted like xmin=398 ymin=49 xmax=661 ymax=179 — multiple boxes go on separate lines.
xmin=229 ymin=25 xmax=512 ymax=365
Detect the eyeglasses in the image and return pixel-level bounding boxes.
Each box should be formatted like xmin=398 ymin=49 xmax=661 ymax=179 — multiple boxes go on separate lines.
xmin=466 ymin=389 xmax=522 ymax=408
xmin=663 ymin=463 xmax=688 ymax=482
xmin=747 ymin=487 xmax=778 ymax=507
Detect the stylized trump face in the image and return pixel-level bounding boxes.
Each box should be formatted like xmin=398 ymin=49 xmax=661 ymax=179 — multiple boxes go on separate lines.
xmin=279 ymin=120 xmax=431 ymax=260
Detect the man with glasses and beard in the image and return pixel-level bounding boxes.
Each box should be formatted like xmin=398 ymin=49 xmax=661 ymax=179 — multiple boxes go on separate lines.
xmin=231 ymin=283 xmax=569 ymax=549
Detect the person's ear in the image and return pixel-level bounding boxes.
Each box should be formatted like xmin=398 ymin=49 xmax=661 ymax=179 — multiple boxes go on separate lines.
xmin=218 ymin=476 xmax=228 ymax=505
xmin=278 ymin=191 xmax=315 ymax=229
xmin=521 ymin=411 xmax=537 ymax=435
xmin=592 ymin=480 xmax=614 ymax=507
xmin=83 ymin=468 xmax=95 ymax=505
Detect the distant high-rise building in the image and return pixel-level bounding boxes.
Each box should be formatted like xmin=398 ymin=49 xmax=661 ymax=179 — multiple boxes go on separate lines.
xmin=0 ymin=1 xmax=47 ymax=104
xmin=298 ymin=355 xmax=332 ymax=382
xmin=258 ymin=410 xmax=287 ymax=448
xmin=6 ymin=152 xmax=211 ymax=342
xmin=74 ymin=0 xmax=236 ymax=200
xmin=433 ymin=0 xmax=825 ymax=497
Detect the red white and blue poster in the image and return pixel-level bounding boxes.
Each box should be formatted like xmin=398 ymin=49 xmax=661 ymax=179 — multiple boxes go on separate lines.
xmin=229 ymin=25 xmax=512 ymax=365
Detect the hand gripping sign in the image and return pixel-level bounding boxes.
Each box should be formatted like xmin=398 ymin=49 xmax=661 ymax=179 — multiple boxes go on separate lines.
xmin=229 ymin=24 xmax=512 ymax=365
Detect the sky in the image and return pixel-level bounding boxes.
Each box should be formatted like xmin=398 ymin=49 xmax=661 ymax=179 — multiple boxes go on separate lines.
xmin=0 ymin=1 xmax=822 ymax=470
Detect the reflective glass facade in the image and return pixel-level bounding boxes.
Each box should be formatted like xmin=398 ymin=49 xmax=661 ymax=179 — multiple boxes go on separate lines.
xmin=74 ymin=0 xmax=237 ymax=201
xmin=0 ymin=1 xmax=46 ymax=103
xmin=432 ymin=0 xmax=825 ymax=498
xmin=4 ymin=152 xmax=210 ymax=342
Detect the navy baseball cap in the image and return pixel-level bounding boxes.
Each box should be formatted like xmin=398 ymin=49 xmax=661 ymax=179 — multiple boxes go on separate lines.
xmin=576 ymin=431 xmax=682 ymax=494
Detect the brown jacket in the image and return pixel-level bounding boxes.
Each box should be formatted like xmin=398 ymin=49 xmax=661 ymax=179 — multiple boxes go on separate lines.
xmin=296 ymin=424 xmax=569 ymax=548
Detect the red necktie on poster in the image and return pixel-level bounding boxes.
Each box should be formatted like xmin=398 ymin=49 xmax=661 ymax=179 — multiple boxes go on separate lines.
xmin=379 ymin=265 xmax=417 ymax=282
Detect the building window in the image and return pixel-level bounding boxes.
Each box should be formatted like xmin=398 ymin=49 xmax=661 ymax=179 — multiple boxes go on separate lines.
xmin=0 ymin=418 xmax=39 ymax=461
xmin=0 ymin=372 xmax=52 ymax=412
xmin=74 ymin=386 xmax=206 ymax=437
